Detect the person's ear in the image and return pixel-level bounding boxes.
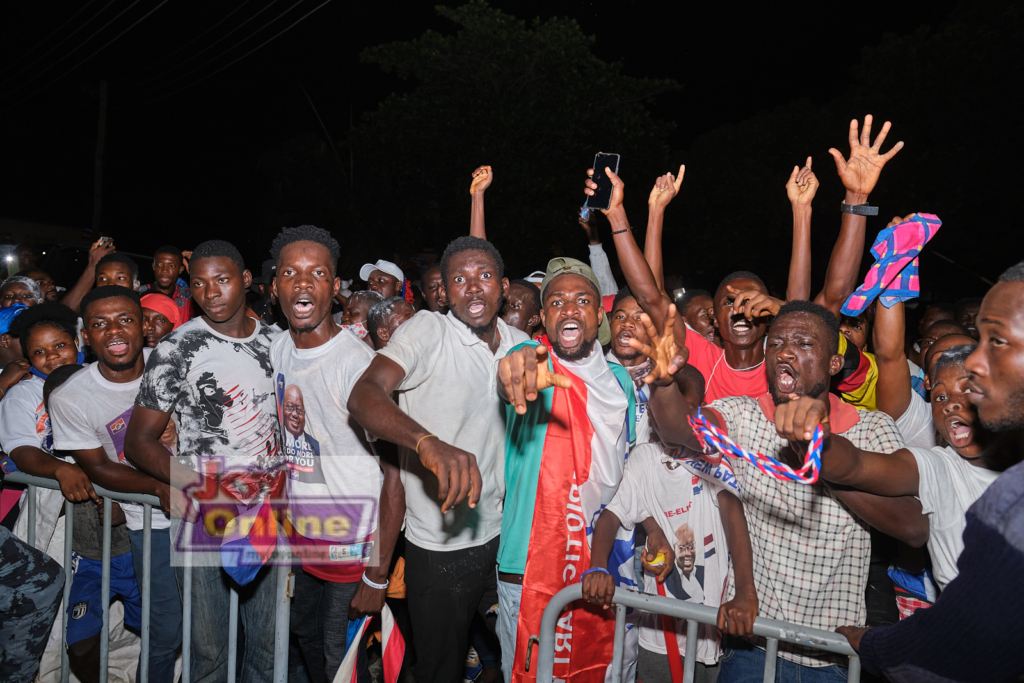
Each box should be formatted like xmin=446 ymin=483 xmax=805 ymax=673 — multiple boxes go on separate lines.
xmin=539 ymin=308 xmax=547 ymax=330
xmin=828 ymin=353 xmax=844 ymax=377
xmin=597 ymin=307 xmax=605 ymax=326
xmin=527 ymin=314 xmax=541 ymax=328
xmin=177 ymin=262 xmax=185 ymax=276
xmin=924 ymin=373 xmax=932 ymax=391
xmin=271 ymin=277 xmax=279 ymax=302
xmin=332 ymin=277 xmax=341 ymax=299
xmin=501 ymin=277 xmax=510 ymax=299
xmin=242 ymin=269 xmax=253 ymax=289
xmin=0 ymin=333 xmax=10 ymax=350
xmin=378 ymin=326 xmax=391 ymax=343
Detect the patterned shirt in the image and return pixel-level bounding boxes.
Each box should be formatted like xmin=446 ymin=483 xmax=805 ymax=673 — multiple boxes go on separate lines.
xmin=139 ymin=277 xmax=194 ymax=321
xmin=699 ymin=393 xmax=905 ymax=667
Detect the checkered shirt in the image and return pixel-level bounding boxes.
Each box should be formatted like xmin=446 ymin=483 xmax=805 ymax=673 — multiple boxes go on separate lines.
xmin=709 ymin=395 xmax=905 ymax=667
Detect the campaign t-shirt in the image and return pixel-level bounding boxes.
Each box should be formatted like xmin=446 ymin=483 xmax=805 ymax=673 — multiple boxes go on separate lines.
xmin=270 ymin=328 xmax=382 ymax=582
xmin=379 ymin=310 xmax=529 ymax=551
xmin=49 ymin=349 xmax=170 ymax=532
xmin=911 ymin=445 xmax=1000 ymax=589
xmin=895 ymin=390 xmax=937 ymax=449
xmin=684 ymin=331 xmax=767 ymax=404
xmin=135 ymin=317 xmax=283 ymax=490
xmin=605 ymin=443 xmax=729 ymax=664
xmin=605 ymin=350 xmax=653 ymax=444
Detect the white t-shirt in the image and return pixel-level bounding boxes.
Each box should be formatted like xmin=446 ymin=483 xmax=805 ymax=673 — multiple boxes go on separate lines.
xmin=270 ymin=329 xmax=382 ymax=549
xmin=49 ymin=350 xmax=171 ymax=532
xmin=911 ymin=446 xmax=1000 ymax=589
xmin=0 ymin=375 xmax=50 ymax=454
xmin=605 ymin=350 xmax=653 ymax=445
xmin=895 ymin=390 xmax=937 ymax=449
xmin=605 ymin=443 xmax=730 ymax=664
xmin=379 ymin=310 xmax=528 ymax=551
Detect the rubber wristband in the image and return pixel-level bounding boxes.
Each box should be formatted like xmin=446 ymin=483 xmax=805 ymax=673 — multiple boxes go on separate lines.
xmin=610 ymin=226 xmax=633 ymax=235
xmin=840 ymin=201 xmax=879 ymax=216
xmin=362 ymin=572 xmax=389 ymax=590
xmin=415 ymin=434 xmax=437 ymax=455
xmin=581 ymin=567 xmax=610 ymax=578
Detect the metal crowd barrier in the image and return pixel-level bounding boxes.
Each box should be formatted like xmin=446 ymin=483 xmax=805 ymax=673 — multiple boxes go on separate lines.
xmin=6 ymin=472 xmax=292 ymax=683
xmin=532 ymin=585 xmax=861 ymax=683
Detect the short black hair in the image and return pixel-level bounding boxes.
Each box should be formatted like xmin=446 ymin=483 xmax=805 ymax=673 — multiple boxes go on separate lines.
xmin=924 ymin=319 xmax=971 ymax=338
xmin=611 ymin=286 xmax=635 ymax=313
xmin=14 ymin=269 xmax=47 ymax=278
xmin=773 ymin=300 xmax=841 ymax=354
xmin=439 ymin=236 xmax=504 ymax=284
xmin=510 ymin=279 xmax=541 ymax=312
xmin=10 ymin=302 xmax=80 ymax=359
xmin=999 ymin=261 xmax=1024 ymax=282
xmin=931 ymin=343 xmax=977 ymax=379
xmin=924 ymin=300 xmax=955 ymax=314
xmin=96 ymin=253 xmax=139 ymax=284
xmin=80 ymin=285 xmax=142 ymax=319
xmin=270 ymin=225 xmax=341 ymax=276
xmin=153 ymin=245 xmax=182 ymax=259
xmin=191 ymin=240 xmax=245 ymax=274
xmin=716 ymin=271 xmax=765 ymax=298
xmin=678 ymin=288 xmax=712 ymax=311
xmin=43 ymin=364 xmax=84 ymax=407
xmin=367 ymin=296 xmax=411 ymax=347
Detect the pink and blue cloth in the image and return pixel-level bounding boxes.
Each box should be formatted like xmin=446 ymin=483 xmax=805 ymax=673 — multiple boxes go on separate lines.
xmin=842 ymin=213 xmax=942 ymax=316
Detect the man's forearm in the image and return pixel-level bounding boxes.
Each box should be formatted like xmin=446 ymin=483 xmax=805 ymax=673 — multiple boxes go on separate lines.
xmin=75 ymin=458 xmax=164 ymax=498
xmin=819 ymin=438 xmax=918 ymax=497
xmin=718 ymin=492 xmax=756 ymax=597
xmin=786 ymin=205 xmax=812 ymax=302
xmin=815 ymin=190 xmax=869 ymax=318
xmin=607 ymin=207 xmax=669 ymax=321
xmin=588 ymin=509 xmax=621 ymax=569
xmin=366 ymin=462 xmax=405 ymax=583
xmin=349 ymin=379 xmax=431 ymax=452
xmin=644 ymin=206 xmax=666 ymax=294
xmin=648 ymin=383 xmax=700 ymax=449
xmin=873 ymin=301 xmax=913 ymax=419
xmin=10 ymin=446 xmax=69 ymax=479
xmin=830 ymin=489 xmax=928 ymax=548
xmin=60 ymin=261 xmax=99 ymax=313
xmin=469 ymin=192 xmax=486 ymax=239
xmin=124 ymin=436 xmax=173 ymax=485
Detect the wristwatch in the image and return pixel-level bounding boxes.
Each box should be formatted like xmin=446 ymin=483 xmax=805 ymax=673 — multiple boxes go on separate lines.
xmin=841 ymin=201 xmax=878 ymax=216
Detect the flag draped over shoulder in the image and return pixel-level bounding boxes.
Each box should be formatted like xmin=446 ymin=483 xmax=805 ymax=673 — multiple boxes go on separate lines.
xmin=509 ymin=337 xmax=635 ymax=683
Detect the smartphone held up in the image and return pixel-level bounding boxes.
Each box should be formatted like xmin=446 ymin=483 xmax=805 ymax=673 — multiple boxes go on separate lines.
xmin=581 ymin=152 xmax=620 ymax=217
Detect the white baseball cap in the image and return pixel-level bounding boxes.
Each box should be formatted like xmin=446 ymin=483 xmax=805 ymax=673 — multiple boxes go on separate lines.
xmin=359 ymin=259 xmax=404 ymax=283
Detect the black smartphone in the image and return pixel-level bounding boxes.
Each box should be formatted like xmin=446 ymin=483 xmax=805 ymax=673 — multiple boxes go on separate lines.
xmin=587 ymin=152 xmax=620 ymax=211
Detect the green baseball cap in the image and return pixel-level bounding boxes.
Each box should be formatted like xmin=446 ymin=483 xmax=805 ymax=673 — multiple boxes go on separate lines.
xmin=540 ymin=257 xmax=611 ymax=346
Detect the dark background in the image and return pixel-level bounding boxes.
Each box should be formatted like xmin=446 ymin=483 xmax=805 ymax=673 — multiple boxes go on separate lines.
xmin=1 ymin=0 xmax=1019 ymax=300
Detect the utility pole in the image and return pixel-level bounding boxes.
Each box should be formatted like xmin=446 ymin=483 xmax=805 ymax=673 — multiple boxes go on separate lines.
xmin=92 ymin=80 xmax=107 ymax=233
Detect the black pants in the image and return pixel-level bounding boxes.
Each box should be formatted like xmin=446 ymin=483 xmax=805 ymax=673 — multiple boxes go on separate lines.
xmin=405 ymin=535 xmax=500 ymax=683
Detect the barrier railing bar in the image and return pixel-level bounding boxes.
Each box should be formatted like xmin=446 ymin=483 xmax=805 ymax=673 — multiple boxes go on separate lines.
xmin=683 ymin=618 xmax=698 ymax=683
xmin=273 ymin=565 xmax=292 ymax=683
xmin=535 ymin=586 xmax=860 ymax=683
xmin=61 ymin=498 xmax=74 ymax=683
xmin=609 ymin=603 xmax=625 ymax=683
xmin=182 ymin=562 xmax=192 ymax=683
xmin=27 ymin=483 xmax=36 ymax=548
xmin=100 ymin=496 xmax=111 ymax=683
xmin=5 ymin=472 xmax=162 ymax=506
xmin=140 ymin=504 xmax=152 ymax=683
xmin=763 ymin=637 xmax=778 ymax=683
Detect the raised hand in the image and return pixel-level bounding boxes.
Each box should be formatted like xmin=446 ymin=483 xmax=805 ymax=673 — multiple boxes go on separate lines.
xmin=88 ymin=237 xmax=116 ymax=265
xmin=469 ymin=165 xmax=493 ymax=195
xmin=828 ymin=115 xmax=904 ymax=198
xmin=498 ymin=344 xmax=573 ymax=415
xmin=584 ymin=167 xmax=626 ymax=216
xmin=886 ymin=213 xmax=918 ymax=229
xmin=773 ymin=395 xmax=832 ymax=442
xmin=416 ymin=437 xmax=483 ymax=513
xmin=626 ymin=304 xmax=689 ymax=385
xmin=728 ymin=285 xmax=783 ymax=321
xmin=648 ymin=164 xmax=685 ymax=211
xmin=786 ymin=157 xmax=818 ymax=207
xmin=0 ymin=360 xmax=31 ymax=395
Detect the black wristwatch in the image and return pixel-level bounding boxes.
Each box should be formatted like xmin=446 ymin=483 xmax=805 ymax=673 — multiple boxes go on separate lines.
xmin=841 ymin=201 xmax=878 ymax=216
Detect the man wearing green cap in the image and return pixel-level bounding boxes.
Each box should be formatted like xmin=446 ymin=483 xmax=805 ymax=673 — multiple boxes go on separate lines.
xmin=494 ymin=257 xmax=637 ymax=683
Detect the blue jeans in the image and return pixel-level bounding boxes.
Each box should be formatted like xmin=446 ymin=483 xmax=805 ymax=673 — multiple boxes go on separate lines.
xmin=174 ymin=562 xmax=279 ymax=683
xmin=719 ymin=642 xmax=849 ymax=683
xmin=289 ymin=568 xmax=368 ymax=683
xmin=129 ymin=529 xmax=182 ymax=683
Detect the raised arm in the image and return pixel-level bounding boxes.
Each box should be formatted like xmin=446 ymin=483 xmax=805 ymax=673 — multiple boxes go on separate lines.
xmin=644 ymin=165 xmax=685 ymax=295
xmin=469 ymin=165 xmax=492 ymax=239
xmin=874 ymin=299 xmax=914 ymax=419
xmin=348 ymin=354 xmax=480 ymax=512
xmin=814 ymin=116 xmax=904 ymax=318
xmin=61 ymin=238 xmax=116 ymax=313
xmin=785 ymin=158 xmax=817 ymax=302
xmin=579 ymin=212 xmax=619 ymax=297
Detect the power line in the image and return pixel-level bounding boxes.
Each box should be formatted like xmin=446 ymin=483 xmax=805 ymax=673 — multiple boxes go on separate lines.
xmin=1 ymin=0 xmax=101 ymax=74
xmin=123 ymin=0 xmax=332 ymax=109
xmin=126 ymin=1 xmax=251 ymax=79
xmin=2 ymin=0 xmax=173 ymax=113
xmin=127 ymin=0 xmax=282 ymax=90
xmin=3 ymin=0 xmax=146 ymax=97
xmin=0 ymin=0 xmax=116 ymax=88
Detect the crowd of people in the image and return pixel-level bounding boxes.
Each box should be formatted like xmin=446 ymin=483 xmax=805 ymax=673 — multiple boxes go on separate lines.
xmin=1 ymin=114 xmax=1022 ymax=683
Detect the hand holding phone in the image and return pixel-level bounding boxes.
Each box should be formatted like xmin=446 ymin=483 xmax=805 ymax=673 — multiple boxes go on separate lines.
xmin=585 ymin=152 xmax=620 ymax=211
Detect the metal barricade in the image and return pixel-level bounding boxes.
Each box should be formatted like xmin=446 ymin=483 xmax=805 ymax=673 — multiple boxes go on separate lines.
xmin=532 ymin=585 xmax=861 ymax=683
xmin=6 ymin=472 xmax=292 ymax=683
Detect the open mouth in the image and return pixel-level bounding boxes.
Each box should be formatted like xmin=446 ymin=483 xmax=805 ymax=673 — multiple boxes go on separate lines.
xmin=466 ymin=299 xmax=487 ymax=317
xmin=293 ymin=298 xmax=314 ymax=316
xmin=777 ymin=365 xmax=797 ymax=393
xmin=731 ymin=318 xmax=752 ymax=333
xmin=106 ymin=340 xmax=129 ymax=355
xmin=947 ymin=417 xmax=973 ymax=446
xmin=615 ymin=330 xmax=634 ymax=347
xmin=559 ymin=320 xmax=582 ymax=348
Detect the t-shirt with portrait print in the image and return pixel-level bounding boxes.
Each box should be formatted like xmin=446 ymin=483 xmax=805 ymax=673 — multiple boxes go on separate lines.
xmin=135 ymin=316 xmax=283 ymax=502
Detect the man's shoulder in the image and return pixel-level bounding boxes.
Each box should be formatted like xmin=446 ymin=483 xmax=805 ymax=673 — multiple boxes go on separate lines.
xmin=971 ymin=453 xmax=1024 ymax=553
xmin=50 ymin=364 xmax=96 ymax=403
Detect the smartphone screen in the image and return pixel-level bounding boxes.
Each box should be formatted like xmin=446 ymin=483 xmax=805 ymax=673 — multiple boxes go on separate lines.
xmin=588 ymin=152 xmax=620 ymax=210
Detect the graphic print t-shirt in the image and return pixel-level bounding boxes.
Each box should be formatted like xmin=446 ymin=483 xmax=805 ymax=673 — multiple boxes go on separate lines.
xmin=135 ymin=317 xmax=283 ymax=499
xmin=270 ymin=328 xmax=382 ymax=582
xmin=605 ymin=443 xmax=730 ymax=664
xmin=49 ymin=350 xmax=170 ymax=531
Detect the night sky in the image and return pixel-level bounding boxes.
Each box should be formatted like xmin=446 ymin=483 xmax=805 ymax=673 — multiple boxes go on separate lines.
xmin=2 ymin=0 xmax=1007 ymax=297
